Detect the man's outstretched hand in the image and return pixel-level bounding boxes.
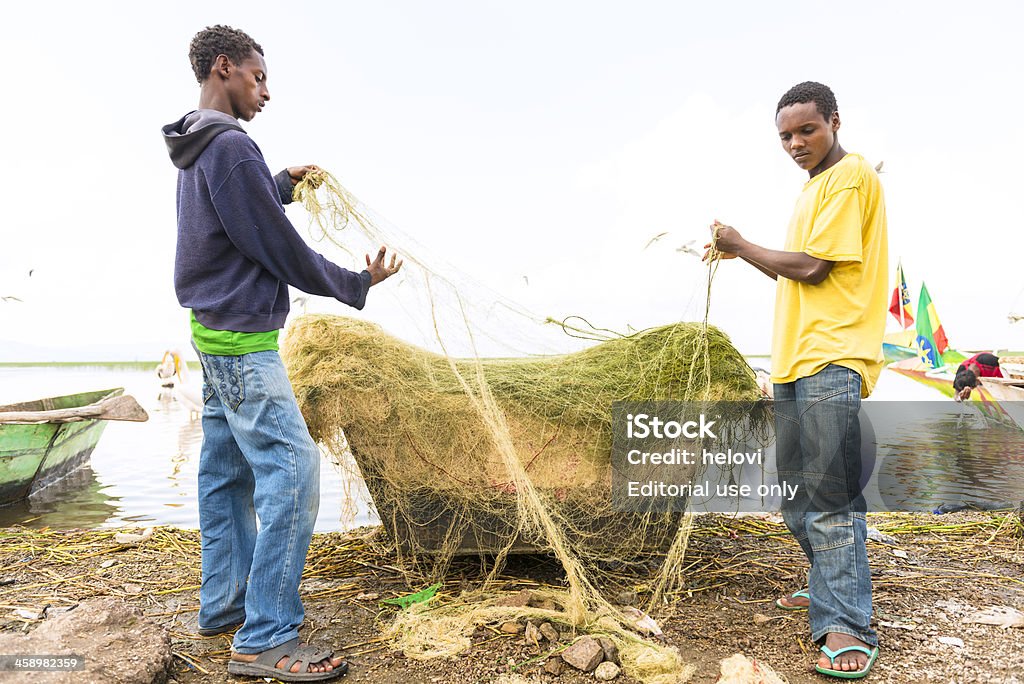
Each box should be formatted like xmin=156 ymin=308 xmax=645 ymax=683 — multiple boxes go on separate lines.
xmin=286 ymin=165 xmax=321 ymax=186
xmin=366 ymin=246 xmax=403 ymax=286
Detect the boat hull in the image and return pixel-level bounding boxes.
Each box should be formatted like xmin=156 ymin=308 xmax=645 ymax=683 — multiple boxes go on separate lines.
xmin=978 ymin=377 xmax=1024 ymax=430
xmin=888 ymin=360 xmax=1022 ymax=428
xmin=0 ymin=389 xmax=122 ymax=506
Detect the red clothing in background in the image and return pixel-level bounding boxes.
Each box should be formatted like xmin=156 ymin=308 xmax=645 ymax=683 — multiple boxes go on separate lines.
xmin=961 ymin=352 xmax=1003 ymax=378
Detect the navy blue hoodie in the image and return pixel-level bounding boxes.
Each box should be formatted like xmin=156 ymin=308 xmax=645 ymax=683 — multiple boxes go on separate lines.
xmin=161 ymin=109 xmax=371 ymax=332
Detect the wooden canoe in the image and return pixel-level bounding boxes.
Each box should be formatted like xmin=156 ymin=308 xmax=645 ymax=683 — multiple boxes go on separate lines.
xmin=0 ymin=388 xmax=145 ymax=506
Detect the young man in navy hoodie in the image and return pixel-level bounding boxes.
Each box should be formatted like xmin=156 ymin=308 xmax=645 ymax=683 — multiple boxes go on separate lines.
xmin=162 ymin=25 xmax=400 ymax=681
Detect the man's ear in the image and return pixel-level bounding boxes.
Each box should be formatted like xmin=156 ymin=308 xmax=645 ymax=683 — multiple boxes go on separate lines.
xmin=831 ymin=111 xmax=841 ymax=133
xmin=212 ymin=54 xmax=233 ymax=80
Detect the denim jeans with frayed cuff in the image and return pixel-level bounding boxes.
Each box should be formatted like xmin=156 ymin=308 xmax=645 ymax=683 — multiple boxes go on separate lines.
xmin=774 ymin=364 xmax=877 ymax=647
xmin=193 ymin=347 xmax=320 ymax=654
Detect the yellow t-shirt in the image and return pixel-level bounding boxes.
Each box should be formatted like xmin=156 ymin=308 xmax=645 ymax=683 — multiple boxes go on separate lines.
xmin=770 ymin=153 xmax=888 ymax=398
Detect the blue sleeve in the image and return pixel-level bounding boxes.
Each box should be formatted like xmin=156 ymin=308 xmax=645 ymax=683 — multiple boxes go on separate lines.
xmin=272 ymin=169 xmax=295 ymax=205
xmin=209 ymin=152 xmax=372 ymax=309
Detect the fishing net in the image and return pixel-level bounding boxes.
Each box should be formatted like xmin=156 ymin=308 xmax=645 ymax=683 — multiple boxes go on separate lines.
xmin=281 ymin=169 xmax=763 ymax=682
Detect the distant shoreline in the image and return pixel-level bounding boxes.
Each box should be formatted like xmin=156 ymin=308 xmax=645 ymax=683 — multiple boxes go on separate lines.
xmin=0 ymin=361 xmax=201 ymax=370
xmin=1 ymin=356 xmax=776 ymax=368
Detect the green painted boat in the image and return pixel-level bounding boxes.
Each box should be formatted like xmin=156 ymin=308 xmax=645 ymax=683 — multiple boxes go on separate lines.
xmin=0 ymin=388 xmax=128 ymax=506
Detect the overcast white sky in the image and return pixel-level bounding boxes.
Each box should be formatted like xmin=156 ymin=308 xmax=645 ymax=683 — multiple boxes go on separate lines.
xmin=2 ymin=1 xmax=1023 ymax=361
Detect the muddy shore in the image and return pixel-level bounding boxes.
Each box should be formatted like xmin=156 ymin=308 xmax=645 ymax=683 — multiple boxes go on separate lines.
xmin=0 ymin=512 xmax=1020 ymax=683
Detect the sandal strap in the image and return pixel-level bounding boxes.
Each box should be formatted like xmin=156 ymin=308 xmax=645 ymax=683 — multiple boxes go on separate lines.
xmin=240 ymin=637 xmax=338 ymax=675
xmin=305 ymin=647 xmax=334 ymax=663
xmin=820 ymin=644 xmax=874 ymax=663
xmin=251 ymin=637 xmax=301 ymax=667
xmin=280 ymin=644 xmax=328 ymax=673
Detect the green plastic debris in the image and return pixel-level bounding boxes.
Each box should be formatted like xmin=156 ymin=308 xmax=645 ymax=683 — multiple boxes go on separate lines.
xmin=382 ymin=582 xmax=442 ymax=610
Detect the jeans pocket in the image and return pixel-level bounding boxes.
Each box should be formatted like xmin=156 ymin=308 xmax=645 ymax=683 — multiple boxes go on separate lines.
xmin=808 ymin=511 xmax=856 ymax=552
xmin=200 ymin=354 xmax=245 ymax=411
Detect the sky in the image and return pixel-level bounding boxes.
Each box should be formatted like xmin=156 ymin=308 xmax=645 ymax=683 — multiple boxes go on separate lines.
xmin=2 ymin=1 xmax=1023 ymax=361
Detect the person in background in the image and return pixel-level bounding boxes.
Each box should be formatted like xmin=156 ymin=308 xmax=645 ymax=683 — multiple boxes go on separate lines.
xmin=953 ymin=352 xmax=1003 ymax=401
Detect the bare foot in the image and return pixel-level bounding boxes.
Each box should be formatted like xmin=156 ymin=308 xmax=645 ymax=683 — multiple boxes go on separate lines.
xmin=231 ymin=650 xmax=346 ymax=675
xmin=817 ymin=632 xmax=874 ymax=674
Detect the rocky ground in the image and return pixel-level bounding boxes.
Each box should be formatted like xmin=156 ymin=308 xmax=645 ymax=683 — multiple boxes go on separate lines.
xmin=0 ymin=512 xmax=1021 ymax=683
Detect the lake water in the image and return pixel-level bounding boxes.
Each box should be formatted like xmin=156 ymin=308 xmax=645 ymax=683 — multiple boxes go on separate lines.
xmin=0 ymin=364 xmax=376 ymax=532
xmin=0 ymin=361 xmax=1020 ymax=531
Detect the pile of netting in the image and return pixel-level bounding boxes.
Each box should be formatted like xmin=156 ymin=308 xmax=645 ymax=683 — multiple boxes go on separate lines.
xmin=281 ymin=169 xmax=763 ymax=683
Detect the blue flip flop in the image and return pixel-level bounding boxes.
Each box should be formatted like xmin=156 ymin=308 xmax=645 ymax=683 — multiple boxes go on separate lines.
xmin=815 ymin=644 xmax=879 ymax=679
xmin=774 ymin=589 xmax=810 ymax=611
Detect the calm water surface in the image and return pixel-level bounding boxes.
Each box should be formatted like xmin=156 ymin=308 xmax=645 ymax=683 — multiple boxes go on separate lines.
xmin=0 ymin=361 xmax=1020 ymax=530
xmin=0 ymin=364 xmax=376 ymax=532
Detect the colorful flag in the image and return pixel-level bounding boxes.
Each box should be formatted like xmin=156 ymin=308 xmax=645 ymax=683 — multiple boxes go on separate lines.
xmin=915 ymin=282 xmax=949 ymax=368
xmin=888 ymin=263 xmax=914 ymax=328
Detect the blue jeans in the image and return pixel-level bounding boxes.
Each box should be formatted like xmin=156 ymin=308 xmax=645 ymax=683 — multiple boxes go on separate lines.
xmin=773 ymin=364 xmax=877 ymax=647
xmin=193 ymin=347 xmax=320 ymax=654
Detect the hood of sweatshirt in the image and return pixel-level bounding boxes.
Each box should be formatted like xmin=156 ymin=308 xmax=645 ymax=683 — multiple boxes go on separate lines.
xmin=162 ymin=109 xmax=245 ymax=169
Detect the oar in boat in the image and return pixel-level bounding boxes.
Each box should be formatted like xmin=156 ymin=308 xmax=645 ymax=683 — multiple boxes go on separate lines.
xmin=0 ymin=394 xmax=149 ymax=424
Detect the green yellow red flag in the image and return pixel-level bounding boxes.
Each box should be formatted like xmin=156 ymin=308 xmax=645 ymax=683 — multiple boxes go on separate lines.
xmin=914 ymin=282 xmax=949 ymax=368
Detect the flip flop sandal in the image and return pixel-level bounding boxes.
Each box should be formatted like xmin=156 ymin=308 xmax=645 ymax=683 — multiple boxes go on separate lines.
xmin=774 ymin=589 xmax=810 ymax=611
xmin=197 ymin=620 xmax=243 ymax=636
xmin=227 ymin=637 xmax=349 ymax=681
xmin=815 ymin=645 xmax=879 ymax=680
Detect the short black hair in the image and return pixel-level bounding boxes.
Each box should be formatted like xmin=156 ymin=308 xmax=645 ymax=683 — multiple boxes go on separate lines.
xmin=189 ymin=25 xmax=264 ymax=84
xmin=776 ymin=81 xmax=838 ymax=121
xmin=953 ymin=365 xmax=979 ymax=393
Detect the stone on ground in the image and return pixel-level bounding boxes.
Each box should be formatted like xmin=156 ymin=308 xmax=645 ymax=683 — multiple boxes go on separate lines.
xmin=544 ymin=656 xmax=565 ymax=675
xmin=539 ymin=622 xmax=560 ymax=643
xmin=0 ymin=597 xmax=172 ymax=684
xmin=524 ymin=621 xmax=541 ymax=648
xmin=597 ymin=636 xmax=620 ymax=665
xmin=560 ymin=636 xmax=604 ymax=672
xmin=500 ymin=621 xmax=524 ymax=634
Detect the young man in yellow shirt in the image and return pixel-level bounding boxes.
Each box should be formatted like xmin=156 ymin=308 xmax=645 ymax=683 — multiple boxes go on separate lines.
xmin=708 ymin=82 xmax=887 ymax=679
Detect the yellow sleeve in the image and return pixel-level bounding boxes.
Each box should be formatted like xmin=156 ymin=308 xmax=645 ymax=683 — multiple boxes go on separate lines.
xmin=804 ymin=187 xmax=863 ymax=263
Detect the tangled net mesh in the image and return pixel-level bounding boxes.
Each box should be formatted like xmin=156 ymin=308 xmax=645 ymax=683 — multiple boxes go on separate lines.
xmin=282 ymin=169 xmax=762 ymax=682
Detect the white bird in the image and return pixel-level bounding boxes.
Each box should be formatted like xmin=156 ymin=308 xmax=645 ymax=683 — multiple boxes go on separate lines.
xmin=675 ymin=240 xmax=701 ymax=258
xmin=156 ymin=349 xmax=203 ymax=419
xmin=156 ymin=352 xmax=176 ymax=385
xmin=643 ymin=231 xmax=670 ymax=250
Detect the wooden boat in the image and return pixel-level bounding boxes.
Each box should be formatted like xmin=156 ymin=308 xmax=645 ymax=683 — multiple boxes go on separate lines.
xmin=888 ymin=356 xmax=1024 ymax=428
xmin=882 ymin=329 xmax=920 ymax=364
xmin=887 ymin=357 xmax=966 ymax=399
xmin=979 ymin=373 xmax=1024 ymax=430
xmin=0 ymin=388 xmax=148 ymax=506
